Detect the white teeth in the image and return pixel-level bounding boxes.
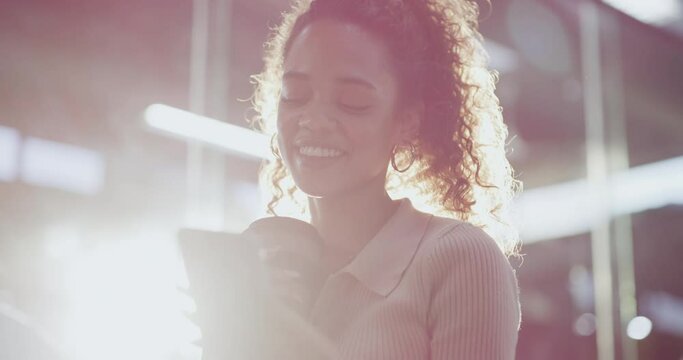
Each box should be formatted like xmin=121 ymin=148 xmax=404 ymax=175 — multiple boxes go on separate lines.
xmin=299 ymin=146 xmax=344 ymax=157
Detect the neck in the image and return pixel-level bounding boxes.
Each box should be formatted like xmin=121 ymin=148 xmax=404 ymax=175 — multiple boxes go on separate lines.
xmin=308 ymin=176 xmax=399 ymax=261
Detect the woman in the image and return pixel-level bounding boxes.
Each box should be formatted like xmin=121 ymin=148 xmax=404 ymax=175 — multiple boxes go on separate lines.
xmin=250 ymin=0 xmax=522 ymax=358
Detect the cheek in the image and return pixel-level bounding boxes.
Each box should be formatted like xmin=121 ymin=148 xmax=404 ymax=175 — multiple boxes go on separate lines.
xmin=348 ymin=119 xmax=396 ymax=158
xmin=276 ymin=111 xmax=297 ymax=141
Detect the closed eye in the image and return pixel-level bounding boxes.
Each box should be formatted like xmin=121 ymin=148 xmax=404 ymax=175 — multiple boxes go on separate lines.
xmin=338 ymin=103 xmax=372 ymax=114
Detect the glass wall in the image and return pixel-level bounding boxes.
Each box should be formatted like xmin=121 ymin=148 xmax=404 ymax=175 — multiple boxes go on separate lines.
xmin=1 ymin=0 xmax=681 ymax=359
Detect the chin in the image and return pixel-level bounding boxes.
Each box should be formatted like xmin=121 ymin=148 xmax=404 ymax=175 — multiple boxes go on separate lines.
xmin=292 ymin=176 xmax=341 ymax=199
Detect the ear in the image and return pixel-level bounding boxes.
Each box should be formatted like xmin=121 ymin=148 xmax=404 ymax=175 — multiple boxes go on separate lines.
xmin=396 ymin=101 xmax=423 ymax=145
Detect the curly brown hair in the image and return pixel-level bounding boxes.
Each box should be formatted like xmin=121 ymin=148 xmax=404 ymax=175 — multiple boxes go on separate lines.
xmin=250 ymin=0 xmax=521 ymax=255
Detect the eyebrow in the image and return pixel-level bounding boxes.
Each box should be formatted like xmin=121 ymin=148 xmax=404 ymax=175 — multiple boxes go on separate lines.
xmin=282 ymin=71 xmax=376 ymax=90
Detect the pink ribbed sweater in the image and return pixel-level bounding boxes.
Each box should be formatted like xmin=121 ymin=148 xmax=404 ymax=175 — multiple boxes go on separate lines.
xmin=306 ymin=199 xmax=521 ymax=359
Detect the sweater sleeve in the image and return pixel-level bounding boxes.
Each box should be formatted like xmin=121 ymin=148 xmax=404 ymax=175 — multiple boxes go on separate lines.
xmin=426 ymin=224 xmax=521 ymax=360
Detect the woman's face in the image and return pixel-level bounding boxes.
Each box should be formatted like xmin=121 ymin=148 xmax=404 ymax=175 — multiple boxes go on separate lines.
xmin=277 ymin=19 xmax=408 ymax=198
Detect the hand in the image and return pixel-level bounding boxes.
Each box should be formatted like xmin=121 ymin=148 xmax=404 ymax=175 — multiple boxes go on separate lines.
xmin=258 ymin=245 xmax=315 ymax=315
xmin=244 ymin=217 xmax=323 ymax=315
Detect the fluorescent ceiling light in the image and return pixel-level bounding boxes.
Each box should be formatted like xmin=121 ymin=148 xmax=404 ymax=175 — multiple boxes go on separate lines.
xmin=602 ymin=0 xmax=682 ymax=25
xmin=144 ymin=104 xmax=271 ymax=160
xmin=20 ymin=137 xmax=105 ymax=195
xmin=515 ymin=155 xmax=683 ymax=243
xmin=0 ymin=125 xmax=20 ymax=182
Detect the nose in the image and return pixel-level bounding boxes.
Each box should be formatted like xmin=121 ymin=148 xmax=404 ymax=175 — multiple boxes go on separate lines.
xmin=297 ymin=100 xmax=336 ymax=131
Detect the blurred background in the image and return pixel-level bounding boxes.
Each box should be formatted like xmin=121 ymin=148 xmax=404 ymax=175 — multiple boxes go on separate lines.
xmin=1 ymin=0 xmax=682 ymax=359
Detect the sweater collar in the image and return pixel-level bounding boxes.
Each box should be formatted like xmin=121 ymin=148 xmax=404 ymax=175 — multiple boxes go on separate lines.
xmin=338 ymin=198 xmax=432 ymax=297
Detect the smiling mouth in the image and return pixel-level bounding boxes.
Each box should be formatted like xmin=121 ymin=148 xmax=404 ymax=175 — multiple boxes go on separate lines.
xmin=298 ymin=145 xmax=345 ymax=158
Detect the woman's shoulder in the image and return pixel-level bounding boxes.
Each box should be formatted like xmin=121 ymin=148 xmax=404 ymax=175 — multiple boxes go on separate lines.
xmin=413 ymin=218 xmax=522 ymax=354
xmin=414 ymin=215 xmax=515 ymax=278
xmin=417 ymin=215 xmax=502 ymax=256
